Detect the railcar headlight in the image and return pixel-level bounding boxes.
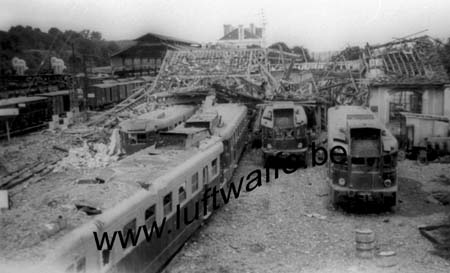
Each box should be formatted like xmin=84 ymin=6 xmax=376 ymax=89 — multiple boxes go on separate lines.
xmin=384 ymin=179 xmax=392 ymax=187
xmin=267 ymin=144 xmax=272 ymax=149
xmin=298 ymin=142 xmax=303 ymax=148
xmin=338 ymin=178 xmax=346 ymax=186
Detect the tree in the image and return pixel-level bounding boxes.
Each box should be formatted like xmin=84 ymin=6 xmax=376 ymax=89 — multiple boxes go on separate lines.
xmin=292 ymin=46 xmax=312 ymax=62
xmin=90 ymin=31 xmax=102 ymax=41
xmin=79 ymin=29 xmax=90 ymax=39
xmin=269 ymin=42 xmax=291 ymax=53
xmin=48 ymin=27 xmax=62 ymax=37
xmin=332 ymin=46 xmax=362 ymax=61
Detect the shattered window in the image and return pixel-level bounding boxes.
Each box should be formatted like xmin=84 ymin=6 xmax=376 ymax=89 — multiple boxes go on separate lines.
xmin=128 ymin=134 xmax=138 ymax=145
xmin=179 ymin=184 xmax=186 ymax=203
xmin=212 ymin=159 xmax=218 ymax=176
xmin=192 ymin=173 xmax=199 ymax=193
xmin=390 ymin=91 xmax=422 ymax=121
xmin=122 ymin=219 xmax=137 ymax=249
xmin=163 ymin=193 xmax=172 ymax=215
xmin=137 ymin=133 xmax=147 ymax=144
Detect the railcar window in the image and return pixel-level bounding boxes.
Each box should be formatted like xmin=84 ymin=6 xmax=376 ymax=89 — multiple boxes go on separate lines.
xmin=351 ymin=157 xmax=365 ymax=165
xmin=163 ymin=193 xmax=172 ymax=215
xmin=137 ymin=133 xmax=147 ymax=144
xmin=145 ymin=204 xmax=156 ymax=222
xmin=212 ymin=159 xmax=218 ymax=175
xmin=203 ymin=166 xmax=208 ymax=184
xmin=179 ymin=185 xmax=187 ymax=203
xmin=76 ymin=257 xmax=86 ymax=273
xmin=332 ymin=147 xmax=347 ymax=164
xmin=192 ymin=173 xmax=199 ymax=193
xmin=102 ymin=250 xmax=110 ymax=266
xmin=129 ymin=134 xmax=138 ymax=145
xmin=122 ymin=219 xmax=137 ymax=249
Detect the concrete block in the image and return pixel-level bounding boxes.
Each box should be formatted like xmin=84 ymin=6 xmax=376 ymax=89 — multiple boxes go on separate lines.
xmin=0 ymin=190 xmax=8 ymax=209
xmin=63 ymin=117 xmax=72 ymax=126
xmin=48 ymin=121 xmax=58 ymax=131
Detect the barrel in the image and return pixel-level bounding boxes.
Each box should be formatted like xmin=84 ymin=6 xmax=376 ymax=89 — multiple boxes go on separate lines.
xmin=375 ymin=250 xmax=397 ymax=267
xmin=355 ymin=228 xmax=375 ymax=259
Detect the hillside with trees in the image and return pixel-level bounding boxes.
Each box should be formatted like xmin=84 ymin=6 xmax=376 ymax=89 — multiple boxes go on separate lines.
xmin=0 ymin=25 xmax=120 ymax=75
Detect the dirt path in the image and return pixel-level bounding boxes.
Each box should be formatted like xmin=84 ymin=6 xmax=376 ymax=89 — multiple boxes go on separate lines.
xmin=164 ymin=152 xmax=450 ymax=273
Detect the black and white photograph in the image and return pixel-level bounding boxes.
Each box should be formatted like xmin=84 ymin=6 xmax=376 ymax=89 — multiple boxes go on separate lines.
xmin=1 ymin=0 xmax=450 ymax=272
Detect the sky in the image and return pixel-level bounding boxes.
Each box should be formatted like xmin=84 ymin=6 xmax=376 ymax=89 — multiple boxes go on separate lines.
xmin=1 ymin=0 xmax=450 ymax=52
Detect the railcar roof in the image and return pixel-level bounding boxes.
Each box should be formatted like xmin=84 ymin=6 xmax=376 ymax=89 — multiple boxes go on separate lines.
xmin=0 ymin=103 xmax=243 ymax=264
xmin=213 ymin=104 xmax=247 ymax=138
xmin=91 ymin=83 xmax=116 ymax=88
xmin=38 ymin=90 xmax=71 ymax=96
xmin=119 ymin=104 xmax=195 ymax=132
xmin=0 ymin=96 xmax=48 ymax=106
xmin=328 ymin=106 xmax=398 ymax=152
xmin=0 ymin=138 xmax=208 ymax=264
xmin=347 ymin=119 xmax=382 ymax=129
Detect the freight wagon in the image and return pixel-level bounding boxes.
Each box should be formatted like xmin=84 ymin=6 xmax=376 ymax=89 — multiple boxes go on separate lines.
xmin=87 ymin=80 xmax=147 ymax=110
xmin=0 ymin=96 xmax=51 ymax=137
xmin=39 ymin=90 xmax=71 ymax=116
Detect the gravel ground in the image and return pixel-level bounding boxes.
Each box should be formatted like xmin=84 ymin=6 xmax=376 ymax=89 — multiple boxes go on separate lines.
xmin=164 ymin=151 xmax=450 ymax=273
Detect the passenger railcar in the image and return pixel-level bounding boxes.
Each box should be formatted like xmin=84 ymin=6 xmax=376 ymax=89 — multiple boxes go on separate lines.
xmin=259 ymin=101 xmax=309 ymax=166
xmin=119 ymin=104 xmax=197 ymax=154
xmin=10 ymin=102 xmax=248 ymax=273
xmin=327 ymin=106 xmax=398 ymax=208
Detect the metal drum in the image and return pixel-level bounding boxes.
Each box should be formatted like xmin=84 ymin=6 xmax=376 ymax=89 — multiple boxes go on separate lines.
xmin=355 ymin=228 xmax=375 ymax=259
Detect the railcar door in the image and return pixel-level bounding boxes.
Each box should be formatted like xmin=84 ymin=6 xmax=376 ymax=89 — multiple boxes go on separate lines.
xmin=202 ymin=166 xmax=212 ymax=219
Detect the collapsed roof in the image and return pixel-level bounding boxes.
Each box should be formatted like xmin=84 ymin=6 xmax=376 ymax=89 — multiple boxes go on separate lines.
xmin=363 ymin=36 xmax=449 ymax=85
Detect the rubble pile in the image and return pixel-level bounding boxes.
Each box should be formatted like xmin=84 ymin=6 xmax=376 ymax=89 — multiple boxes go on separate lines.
xmin=54 ymin=141 xmax=118 ymax=171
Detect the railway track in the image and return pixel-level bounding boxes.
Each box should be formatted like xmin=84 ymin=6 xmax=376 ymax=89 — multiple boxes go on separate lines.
xmin=0 ymin=158 xmax=61 ymax=190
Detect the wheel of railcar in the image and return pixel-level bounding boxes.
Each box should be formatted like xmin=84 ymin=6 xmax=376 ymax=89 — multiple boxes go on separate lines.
xmin=398 ymin=150 xmax=406 ymax=161
xmin=417 ymin=149 xmax=428 ymax=166
xmin=384 ymin=193 xmax=397 ymax=211
xmin=329 ymin=187 xmax=339 ymax=209
xmin=262 ymin=153 xmax=268 ymax=168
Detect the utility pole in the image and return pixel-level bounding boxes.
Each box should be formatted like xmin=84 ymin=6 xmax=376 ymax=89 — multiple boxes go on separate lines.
xmin=70 ymin=42 xmax=79 ymax=113
xmin=82 ymin=55 xmax=89 ymax=121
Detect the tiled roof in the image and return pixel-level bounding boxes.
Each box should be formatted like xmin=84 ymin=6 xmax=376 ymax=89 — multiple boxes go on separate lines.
xmin=135 ymin=32 xmax=200 ymax=46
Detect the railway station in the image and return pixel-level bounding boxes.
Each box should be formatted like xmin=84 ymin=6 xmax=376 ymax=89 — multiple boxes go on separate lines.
xmin=1 ymin=1 xmax=450 ymax=273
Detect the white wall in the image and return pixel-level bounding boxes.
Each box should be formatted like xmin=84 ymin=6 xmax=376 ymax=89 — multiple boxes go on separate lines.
xmin=445 ymin=85 xmax=450 ymax=118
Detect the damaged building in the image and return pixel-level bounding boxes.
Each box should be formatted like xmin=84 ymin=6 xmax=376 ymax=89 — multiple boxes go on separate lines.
xmin=110 ymin=33 xmax=201 ymax=77
xmin=364 ymin=36 xmax=450 ymax=157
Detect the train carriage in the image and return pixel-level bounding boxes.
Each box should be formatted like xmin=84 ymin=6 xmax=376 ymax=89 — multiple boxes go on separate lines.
xmin=3 ymin=99 xmax=249 ymax=273
xmin=259 ymin=101 xmax=309 ymax=166
xmin=88 ymin=83 xmax=115 ymax=109
xmin=327 ymin=106 xmax=398 ymax=208
xmin=119 ymin=104 xmax=198 ymax=154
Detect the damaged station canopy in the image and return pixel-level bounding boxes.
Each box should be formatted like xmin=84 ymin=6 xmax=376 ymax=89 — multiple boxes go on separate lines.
xmin=363 ymin=35 xmax=449 ymax=85
xmin=90 ymin=46 xmax=372 ymax=127
xmin=90 ymin=35 xmax=450 ymax=134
